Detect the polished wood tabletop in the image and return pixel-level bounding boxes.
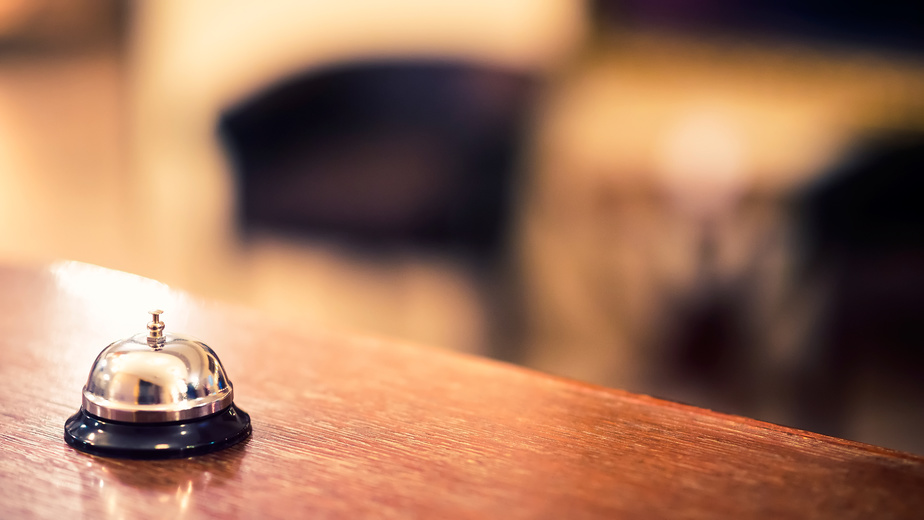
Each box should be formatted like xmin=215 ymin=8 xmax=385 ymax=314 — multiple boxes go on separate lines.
xmin=0 ymin=261 xmax=922 ymax=519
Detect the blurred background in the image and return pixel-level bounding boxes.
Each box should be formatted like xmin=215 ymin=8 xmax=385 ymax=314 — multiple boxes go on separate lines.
xmin=1 ymin=0 xmax=922 ymax=453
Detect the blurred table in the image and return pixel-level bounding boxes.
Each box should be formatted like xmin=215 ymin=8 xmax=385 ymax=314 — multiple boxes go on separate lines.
xmin=0 ymin=261 xmax=922 ymax=519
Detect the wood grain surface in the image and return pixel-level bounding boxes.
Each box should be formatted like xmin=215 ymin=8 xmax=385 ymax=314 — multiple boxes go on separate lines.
xmin=0 ymin=261 xmax=922 ymax=519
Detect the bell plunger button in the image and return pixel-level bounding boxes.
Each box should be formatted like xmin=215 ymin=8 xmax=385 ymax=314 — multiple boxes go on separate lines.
xmin=146 ymin=309 xmax=165 ymax=348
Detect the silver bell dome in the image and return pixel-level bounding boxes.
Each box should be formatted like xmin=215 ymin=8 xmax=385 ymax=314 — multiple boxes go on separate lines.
xmin=81 ymin=311 xmax=234 ymax=423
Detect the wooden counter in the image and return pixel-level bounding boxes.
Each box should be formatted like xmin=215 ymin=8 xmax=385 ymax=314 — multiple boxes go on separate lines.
xmin=0 ymin=261 xmax=921 ymax=519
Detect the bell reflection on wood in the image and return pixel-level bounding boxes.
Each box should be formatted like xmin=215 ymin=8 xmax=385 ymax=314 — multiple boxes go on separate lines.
xmin=64 ymin=311 xmax=251 ymax=459
xmin=80 ymin=445 xmax=246 ymax=517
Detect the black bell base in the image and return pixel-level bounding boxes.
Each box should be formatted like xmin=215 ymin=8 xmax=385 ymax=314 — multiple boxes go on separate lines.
xmin=64 ymin=404 xmax=252 ymax=460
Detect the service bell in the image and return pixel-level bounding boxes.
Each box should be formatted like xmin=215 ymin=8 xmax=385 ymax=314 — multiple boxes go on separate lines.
xmin=64 ymin=311 xmax=251 ymax=459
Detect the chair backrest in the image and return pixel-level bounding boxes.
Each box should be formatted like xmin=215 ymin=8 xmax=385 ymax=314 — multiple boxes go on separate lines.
xmin=219 ymin=59 xmax=535 ymax=255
